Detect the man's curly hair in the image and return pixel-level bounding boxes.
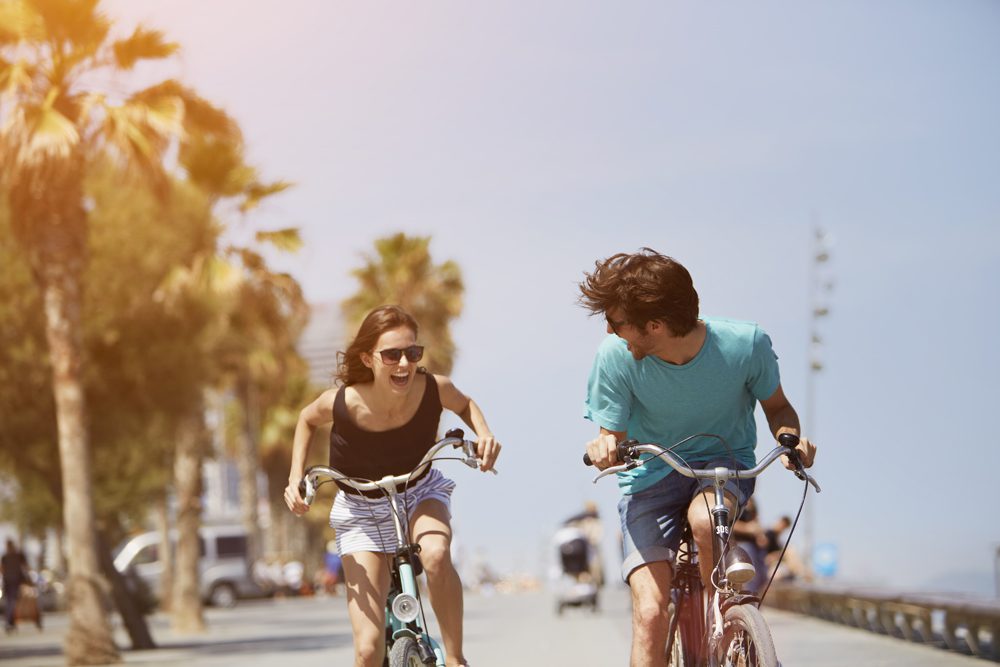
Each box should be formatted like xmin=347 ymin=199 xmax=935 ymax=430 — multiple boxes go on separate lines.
xmin=578 ymin=248 xmax=699 ymax=336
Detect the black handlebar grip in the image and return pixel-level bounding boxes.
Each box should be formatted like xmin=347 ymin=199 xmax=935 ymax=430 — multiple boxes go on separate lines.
xmin=777 ymin=433 xmax=800 ymax=449
xmin=445 ymin=427 xmax=465 ymax=441
xmin=583 ymin=452 xmax=593 ymax=466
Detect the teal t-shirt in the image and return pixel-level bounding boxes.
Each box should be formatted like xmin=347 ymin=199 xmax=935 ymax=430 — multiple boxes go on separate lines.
xmin=583 ymin=317 xmax=781 ymax=494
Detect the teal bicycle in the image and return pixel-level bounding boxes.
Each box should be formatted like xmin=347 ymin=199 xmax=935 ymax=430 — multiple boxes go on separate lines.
xmin=299 ymin=428 xmax=494 ymax=667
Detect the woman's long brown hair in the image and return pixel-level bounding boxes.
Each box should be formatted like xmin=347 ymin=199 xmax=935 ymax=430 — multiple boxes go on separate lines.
xmin=335 ymin=305 xmax=419 ymax=386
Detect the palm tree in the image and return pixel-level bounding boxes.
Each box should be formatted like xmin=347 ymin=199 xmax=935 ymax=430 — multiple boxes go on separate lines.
xmin=154 ymin=152 xmax=297 ymax=632
xmin=221 ymin=245 xmax=309 ymax=570
xmin=343 ymin=233 xmax=464 ymax=374
xmin=0 ymin=2 xmax=239 ymax=662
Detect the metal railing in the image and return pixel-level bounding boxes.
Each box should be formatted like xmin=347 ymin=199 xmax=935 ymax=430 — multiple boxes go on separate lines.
xmin=766 ymin=582 xmax=1000 ymax=661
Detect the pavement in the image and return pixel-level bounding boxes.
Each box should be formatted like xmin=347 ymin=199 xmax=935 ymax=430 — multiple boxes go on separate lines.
xmin=0 ymin=587 xmax=987 ymax=666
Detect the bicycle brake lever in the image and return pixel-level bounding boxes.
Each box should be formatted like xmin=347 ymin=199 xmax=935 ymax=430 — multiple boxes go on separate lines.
xmin=790 ymin=460 xmax=822 ymax=493
xmin=591 ymin=461 xmax=638 ymax=483
xmin=299 ymin=476 xmax=316 ymax=507
xmin=804 ymin=474 xmax=821 ymax=493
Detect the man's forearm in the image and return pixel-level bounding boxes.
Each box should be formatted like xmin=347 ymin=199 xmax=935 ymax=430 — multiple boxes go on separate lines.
xmin=765 ymin=403 xmax=800 ymax=440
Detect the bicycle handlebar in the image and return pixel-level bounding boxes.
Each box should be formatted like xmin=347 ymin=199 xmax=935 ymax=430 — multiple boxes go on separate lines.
xmin=583 ymin=433 xmax=820 ymax=492
xmin=297 ymin=428 xmax=495 ymax=506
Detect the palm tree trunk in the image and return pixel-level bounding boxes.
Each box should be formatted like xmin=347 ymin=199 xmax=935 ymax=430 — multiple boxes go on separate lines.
xmin=156 ymin=494 xmax=174 ymax=611
xmin=235 ymin=379 xmax=262 ymax=567
xmin=171 ymin=411 xmax=205 ymax=633
xmin=42 ymin=271 xmax=121 ymax=665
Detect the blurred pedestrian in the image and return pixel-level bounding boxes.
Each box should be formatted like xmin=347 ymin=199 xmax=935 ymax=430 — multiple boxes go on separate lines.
xmin=563 ymin=501 xmax=605 ymax=588
xmin=2 ymin=539 xmax=29 ymax=632
xmin=322 ymin=540 xmax=343 ymax=596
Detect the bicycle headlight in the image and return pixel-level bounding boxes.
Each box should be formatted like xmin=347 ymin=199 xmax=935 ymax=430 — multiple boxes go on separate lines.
xmin=391 ymin=593 xmax=419 ymax=623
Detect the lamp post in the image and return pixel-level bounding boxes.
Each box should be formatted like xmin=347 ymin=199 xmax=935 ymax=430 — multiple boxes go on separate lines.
xmin=805 ymin=226 xmax=833 ymax=575
xmin=995 ymin=545 xmax=1000 ymax=598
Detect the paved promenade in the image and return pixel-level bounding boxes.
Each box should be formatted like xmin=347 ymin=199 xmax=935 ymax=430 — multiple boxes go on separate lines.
xmin=0 ymin=588 xmax=986 ymax=666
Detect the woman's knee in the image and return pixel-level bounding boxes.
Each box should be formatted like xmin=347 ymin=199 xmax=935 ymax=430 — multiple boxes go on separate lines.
xmin=418 ymin=539 xmax=452 ymax=574
xmin=354 ymin=631 xmax=385 ymax=666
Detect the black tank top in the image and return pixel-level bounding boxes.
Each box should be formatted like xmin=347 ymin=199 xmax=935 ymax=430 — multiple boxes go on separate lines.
xmin=329 ymin=370 xmax=443 ymax=492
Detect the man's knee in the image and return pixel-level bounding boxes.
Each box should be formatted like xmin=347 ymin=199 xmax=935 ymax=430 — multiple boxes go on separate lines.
xmin=632 ymin=596 xmax=670 ymax=633
xmin=628 ymin=563 xmax=673 ymax=634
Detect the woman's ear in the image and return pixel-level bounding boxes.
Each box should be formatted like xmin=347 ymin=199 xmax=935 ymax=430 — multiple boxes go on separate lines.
xmin=361 ymin=352 xmax=374 ymax=369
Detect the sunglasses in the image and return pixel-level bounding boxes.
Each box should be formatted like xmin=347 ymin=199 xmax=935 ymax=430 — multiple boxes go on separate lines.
xmin=375 ymin=345 xmax=425 ymax=364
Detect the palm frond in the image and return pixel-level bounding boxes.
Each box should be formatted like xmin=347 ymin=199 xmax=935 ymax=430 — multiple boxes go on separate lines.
xmin=0 ymin=1 xmax=45 ymax=44
xmin=112 ymin=25 xmax=178 ymax=70
xmin=131 ymin=79 xmax=240 ymax=141
xmin=29 ymin=0 xmax=109 ymax=53
xmin=239 ymin=180 xmax=293 ymax=213
xmin=4 ymin=93 xmax=81 ymax=165
xmin=101 ymin=99 xmax=170 ymax=163
xmin=0 ymin=59 xmax=35 ymax=98
xmin=178 ymin=133 xmax=251 ymax=197
xmin=254 ymin=228 xmax=302 ymax=253
xmin=236 ymin=248 xmax=265 ymax=273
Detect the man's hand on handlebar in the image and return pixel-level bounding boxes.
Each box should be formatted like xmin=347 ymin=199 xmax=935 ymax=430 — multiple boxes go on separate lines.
xmin=283 ymin=479 xmax=310 ymax=516
xmin=780 ymin=434 xmax=817 ymax=471
xmin=585 ymin=431 xmax=622 ymax=470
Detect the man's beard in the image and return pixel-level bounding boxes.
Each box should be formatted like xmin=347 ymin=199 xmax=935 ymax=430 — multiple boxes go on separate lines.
xmin=627 ymin=337 xmax=650 ymax=360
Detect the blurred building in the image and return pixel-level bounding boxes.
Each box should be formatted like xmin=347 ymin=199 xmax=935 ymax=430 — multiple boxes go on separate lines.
xmin=296 ymin=302 xmax=344 ymax=390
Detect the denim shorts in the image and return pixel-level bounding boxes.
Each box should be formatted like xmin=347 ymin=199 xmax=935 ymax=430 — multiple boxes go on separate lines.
xmin=618 ymin=458 xmax=755 ymax=583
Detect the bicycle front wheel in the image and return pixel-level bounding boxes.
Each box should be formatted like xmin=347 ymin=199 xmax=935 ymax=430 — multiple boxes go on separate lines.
xmin=716 ymin=604 xmax=778 ymax=667
xmin=388 ymin=637 xmax=424 ymax=667
xmin=666 ymin=591 xmax=703 ymax=666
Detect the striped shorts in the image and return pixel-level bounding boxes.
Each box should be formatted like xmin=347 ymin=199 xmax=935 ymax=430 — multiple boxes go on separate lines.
xmin=330 ymin=468 xmax=456 ymax=556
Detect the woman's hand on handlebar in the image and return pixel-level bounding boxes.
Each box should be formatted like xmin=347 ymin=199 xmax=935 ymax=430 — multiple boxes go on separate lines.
xmin=475 ymin=434 xmax=502 ymax=472
xmin=284 ymin=479 xmax=309 ymax=516
xmin=585 ymin=431 xmax=621 ymax=470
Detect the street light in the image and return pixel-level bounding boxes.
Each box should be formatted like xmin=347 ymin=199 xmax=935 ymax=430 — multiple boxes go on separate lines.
xmin=805 ymin=225 xmax=833 ymax=575
xmin=995 ymin=545 xmax=1000 ymax=598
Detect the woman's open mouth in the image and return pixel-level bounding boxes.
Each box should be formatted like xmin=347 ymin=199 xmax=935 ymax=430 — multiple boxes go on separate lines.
xmin=390 ymin=372 xmax=409 ymax=388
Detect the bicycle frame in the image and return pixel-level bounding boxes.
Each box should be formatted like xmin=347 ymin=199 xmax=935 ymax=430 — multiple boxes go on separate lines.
xmin=300 ymin=429 xmax=494 ymax=667
xmin=380 ymin=479 xmax=445 ymax=666
xmin=588 ymin=435 xmax=820 ymax=666
xmin=664 ymin=529 xmax=706 ymax=663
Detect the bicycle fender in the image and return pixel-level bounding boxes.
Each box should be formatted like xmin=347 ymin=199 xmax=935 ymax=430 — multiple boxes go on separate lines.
xmin=720 ymin=593 xmax=761 ymax=614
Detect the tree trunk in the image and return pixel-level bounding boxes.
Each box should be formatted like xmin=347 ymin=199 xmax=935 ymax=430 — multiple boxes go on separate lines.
xmin=155 ymin=494 xmax=174 ymax=612
xmin=171 ymin=411 xmax=205 ymax=633
xmin=42 ymin=270 xmax=121 ymax=665
xmin=235 ymin=379 xmax=262 ymax=566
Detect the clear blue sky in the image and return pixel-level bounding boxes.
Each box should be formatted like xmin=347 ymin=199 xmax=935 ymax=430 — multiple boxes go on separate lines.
xmin=106 ymin=1 xmax=1000 ymax=594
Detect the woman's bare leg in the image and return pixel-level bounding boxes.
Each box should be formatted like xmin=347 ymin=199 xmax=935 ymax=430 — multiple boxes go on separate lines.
xmin=410 ymin=499 xmax=466 ymax=667
xmin=342 ymin=552 xmax=391 ymax=667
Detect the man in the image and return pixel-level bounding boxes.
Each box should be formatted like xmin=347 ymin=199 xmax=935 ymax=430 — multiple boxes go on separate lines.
xmin=579 ymin=249 xmax=816 ymax=667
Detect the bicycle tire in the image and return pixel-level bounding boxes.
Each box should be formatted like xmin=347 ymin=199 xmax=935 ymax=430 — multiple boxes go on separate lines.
xmin=716 ymin=604 xmax=778 ymax=667
xmin=388 ymin=636 xmax=425 ymax=667
xmin=666 ymin=584 xmax=704 ymax=666
xmin=665 ymin=601 xmax=689 ymax=666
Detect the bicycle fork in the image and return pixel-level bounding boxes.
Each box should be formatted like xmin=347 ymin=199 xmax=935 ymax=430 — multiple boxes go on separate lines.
xmin=383 ymin=484 xmax=445 ymax=666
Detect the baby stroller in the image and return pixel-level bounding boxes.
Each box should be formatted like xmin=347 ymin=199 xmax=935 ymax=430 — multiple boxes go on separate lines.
xmin=552 ymin=525 xmax=599 ymax=615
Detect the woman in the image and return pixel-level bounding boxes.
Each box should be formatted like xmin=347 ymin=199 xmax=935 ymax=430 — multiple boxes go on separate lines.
xmin=284 ymin=305 xmax=500 ymax=667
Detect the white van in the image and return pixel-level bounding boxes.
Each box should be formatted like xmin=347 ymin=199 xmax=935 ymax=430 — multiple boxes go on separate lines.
xmin=113 ymin=525 xmax=263 ymax=608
